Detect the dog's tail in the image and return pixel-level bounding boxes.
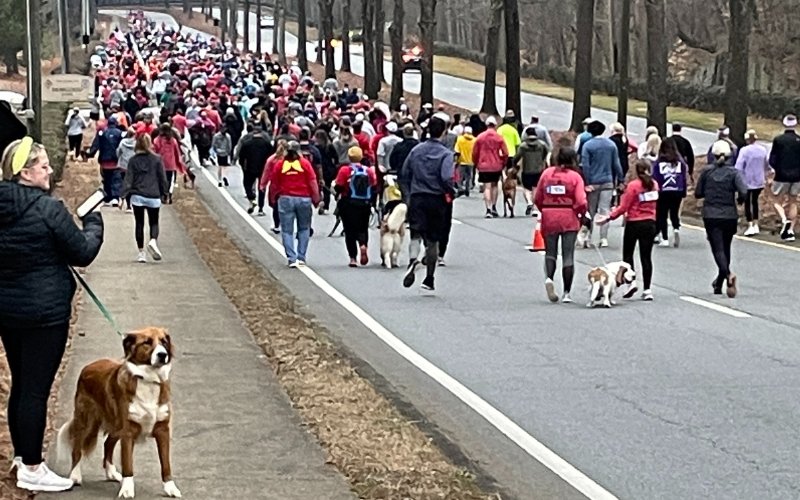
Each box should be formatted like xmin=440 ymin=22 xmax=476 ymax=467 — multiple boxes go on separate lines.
xmin=53 ymin=420 xmax=73 ymax=474
xmin=386 ymin=203 xmax=407 ymax=233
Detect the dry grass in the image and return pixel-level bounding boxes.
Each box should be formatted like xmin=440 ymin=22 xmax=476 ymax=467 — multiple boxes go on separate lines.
xmin=172 ymin=188 xmax=500 ymax=499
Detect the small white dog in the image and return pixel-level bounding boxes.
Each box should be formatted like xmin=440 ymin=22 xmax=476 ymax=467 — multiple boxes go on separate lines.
xmin=380 ymin=202 xmax=407 ymax=268
xmin=587 ymin=261 xmax=636 ymax=308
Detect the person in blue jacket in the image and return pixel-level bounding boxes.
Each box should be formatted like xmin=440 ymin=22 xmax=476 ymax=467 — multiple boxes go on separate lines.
xmin=88 ymin=116 xmax=124 ymax=205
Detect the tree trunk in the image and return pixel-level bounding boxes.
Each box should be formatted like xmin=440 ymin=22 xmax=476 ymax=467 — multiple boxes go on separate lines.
xmin=480 ymin=0 xmax=502 ymax=115
xmin=645 ymin=0 xmax=667 ymax=136
xmin=341 ymin=0 xmax=352 ymax=71
xmin=389 ymin=0 xmax=404 ymax=108
xmin=221 ymin=0 xmax=229 ymax=44
xmin=570 ymin=0 xmax=595 ymax=132
xmin=617 ymin=0 xmax=631 ymax=128
xmin=317 ymin=22 xmax=325 ymax=64
xmin=503 ymin=0 xmax=520 ymax=119
xmin=362 ymin=0 xmax=379 ymax=96
xmin=418 ymin=0 xmax=437 ymax=105
xmin=375 ymin=0 xmax=385 ymax=83
xmin=297 ymin=0 xmax=308 ymax=70
xmin=255 ymin=0 xmax=262 ymax=54
xmin=272 ymin=0 xmax=280 ymax=54
xmin=321 ymin=0 xmax=336 ymax=77
xmin=592 ymin=0 xmax=613 ymax=76
xmin=183 ymin=0 xmax=191 ymax=15
xmin=278 ymin=0 xmax=287 ymax=64
xmin=724 ymin=0 xmax=752 ymax=147
xmin=202 ymin=0 xmax=208 ymax=20
xmin=243 ymin=0 xmax=250 ymax=52
xmin=232 ymin=0 xmax=240 ymax=48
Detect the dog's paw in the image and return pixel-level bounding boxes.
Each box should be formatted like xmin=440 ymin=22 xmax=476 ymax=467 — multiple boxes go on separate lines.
xmin=163 ymin=480 xmax=182 ymax=498
xmin=69 ymin=465 xmax=82 ymax=485
xmin=105 ymin=462 xmax=123 ymax=482
xmin=118 ymin=477 xmax=135 ymax=498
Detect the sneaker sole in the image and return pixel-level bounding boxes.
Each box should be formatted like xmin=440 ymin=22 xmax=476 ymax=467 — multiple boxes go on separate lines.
xmin=147 ymin=244 xmax=162 ymax=261
xmin=623 ymin=287 xmax=638 ymax=299
xmin=16 ymin=481 xmax=73 ymax=493
xmin=545 ymin=281 xmax=558 ymax=303
xmin=420 ymin=284 xmax=435 ymax=291
xmin=403 ymin=262 xmax=419 ymax=288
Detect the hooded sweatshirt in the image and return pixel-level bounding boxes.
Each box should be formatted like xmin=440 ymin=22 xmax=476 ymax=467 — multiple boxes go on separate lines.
xmin=651 ymin=156 xmax=688 ymax=195
xmin=514 ymin=136 xmax=549 ymax=175
xmin=116 ymin=137 xmax=136 ymax=171
xmin=472 ymin=128 xmax=508 ymax=173
xmin=454 ymin=133 xmax=475 ymax=166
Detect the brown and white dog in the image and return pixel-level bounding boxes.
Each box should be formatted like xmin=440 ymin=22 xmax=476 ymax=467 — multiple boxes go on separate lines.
xmin=55 ymin=327 xmax=180 ymax=498
xmin=502 ymin=165 xmax=520 ymax=218
xmin=380 ymin=201 xmax=407 ymax=268
xmin=587 ymin=261 xmax=636 ymax=308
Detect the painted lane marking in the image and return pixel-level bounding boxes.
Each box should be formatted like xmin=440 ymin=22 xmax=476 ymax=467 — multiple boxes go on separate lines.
xmin=197 ymin=165 xmax=621 ymax=500
xmin=680 ymin=296 xmax=752 ymax=318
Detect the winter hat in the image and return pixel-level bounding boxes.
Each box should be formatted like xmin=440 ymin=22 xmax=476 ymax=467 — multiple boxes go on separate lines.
xmin=783 ymin=114 xmax=798 ymax=128
xmin=464 ymin=126 xmax=473 ymax=135
xmin=485 ymin=116 xmax=497 ymax=126
xmin=385 ymin=121 xmax=398 ymax=133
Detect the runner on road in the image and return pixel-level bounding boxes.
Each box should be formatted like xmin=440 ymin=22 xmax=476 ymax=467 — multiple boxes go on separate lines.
xmin=735 ymin=129 xmax=770 ymax=236
xmin=769 ymin=114 xmax=800 ymax=242
xmin=578 ymin=121 xmax=623 ymax=248
xmin=472 ymin=117 xmax=508 ymax=218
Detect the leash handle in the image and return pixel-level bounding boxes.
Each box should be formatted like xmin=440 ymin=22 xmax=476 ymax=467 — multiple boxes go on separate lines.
xmin=70 ymin=267 xmax=124 ymax=337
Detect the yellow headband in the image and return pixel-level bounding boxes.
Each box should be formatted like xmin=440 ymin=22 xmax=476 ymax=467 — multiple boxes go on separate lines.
xmin=12 ymin=137 xmax=34 ymax=175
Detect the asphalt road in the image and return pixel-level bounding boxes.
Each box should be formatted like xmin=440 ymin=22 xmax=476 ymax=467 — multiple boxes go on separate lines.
xmin=104 ymin=10 xmax=800 ymax=500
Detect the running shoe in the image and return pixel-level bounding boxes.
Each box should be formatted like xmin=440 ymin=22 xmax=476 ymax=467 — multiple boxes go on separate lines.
xmin=360 ymin=245 xmax=369 ymax=266
xmin=726 ymin=274 xmax=738 ymax=298
xmin=642 ymin=290 xmax=654 ymax=301
xmin=561 ymin=293 xmax=573 ymax=304
xmin=257 ymin=210 xmax=266 ymax=217
xmin=288 ymin=261 xmax=298 ymax=268
xmin=223 ymin=177 xmax=229 ymax=187
xmin=147 ymin=239 xmax=162 ymax=261
xmin=271 ymin=227 xmax=281 ymax=234
xmin=421 ymin=277 xmax=435 ymax=291
xmin=491 ymin=207 xmax=499 ymax=218
xmin=545 ymin=278 xmax=558 ymax=303
xmin=247 ymin=200 xmax=256 ymax=214
xmin=623 ymin=280 xmax=638 ymax=299
xmin=712 ymin=278 xmax=723 ymax=295
xmin=16 ymin=463 xmax=73 ymax=493
xmin=659 ymin=239 xmax=670 ymax=247
xmin=296 ymin=260 xmax=307 ymax=267
xmin=781 ymin=220 xmax=792 ymax=239
xmin=349 ymin=259 xmax=357 ymax=268
xmin=599 ymin=238 xmax=609 ymax=248
xmin=403 ymin=260 xmax=420 ymax=288
xmin=437 ymin=257 xmax=446 ymax=267
xmin=137 ymin=251 xmax=147 ymax=263
xmin=673 ymin=229 xmax=680 ymax=248
xmin=786 ymin=230 xmax=796 ymax=242
xmin=485 ymin=209 xmax=492 ymax=219
xmin=525 ymin=204 xmax=533 ymax=217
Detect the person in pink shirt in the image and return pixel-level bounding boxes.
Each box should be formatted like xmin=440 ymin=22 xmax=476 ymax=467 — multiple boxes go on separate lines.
xmin=153 ymin=123 xmax=187 ymax=204
xmin=471 ymin=116 xmax=508 ymax=218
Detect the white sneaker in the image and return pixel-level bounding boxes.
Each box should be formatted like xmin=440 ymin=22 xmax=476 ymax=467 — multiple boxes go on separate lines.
xmin=743 ymin=225 xmax=756 ymax=236
xmin=545 ymin=278 xmax=558 ymax=303
xmin=752 ymin=223 xmax=760 ymax=235
xmin=561 ymin=293 xmax=573 ymax=304
xmin=110 ymin=199 xmax=119 ymax=207
xmin=137 ymin=251 xmax=147 ymax=263
xmin=599 ymin=238 xmax=609 ymax=248
xmin=9 ymin=457 xmax=22 ymax=473
xmin=296 ymin=260 xmax=307 ymax=267
xmin=17 ymin=463 xmax=73 ymax=492
xmin=288 ymin=261 xmax=298 ymax=268
xmin=659 ymin=239 xmax=670 ymax=247
xmin=147 ymin=239 xmax=162 ymax=261
xmin=642 ymin=290 xmax=654 ymax=301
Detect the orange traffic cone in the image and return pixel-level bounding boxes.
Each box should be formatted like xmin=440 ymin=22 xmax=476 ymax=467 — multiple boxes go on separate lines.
xmin=529 ymin=215 xmax=545 ymax=252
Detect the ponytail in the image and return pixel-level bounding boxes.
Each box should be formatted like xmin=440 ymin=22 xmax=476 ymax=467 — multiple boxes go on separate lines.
xmin=635 ymin=159 xmax=654 ymax=191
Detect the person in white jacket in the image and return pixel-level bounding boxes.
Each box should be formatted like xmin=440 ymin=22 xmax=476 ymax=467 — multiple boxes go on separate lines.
xmin=65 ymin=108 xmax=88 ymax=160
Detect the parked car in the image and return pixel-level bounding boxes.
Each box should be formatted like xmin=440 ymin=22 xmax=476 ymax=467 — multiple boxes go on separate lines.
xmin=402 ymin=46 xmax=423 ymax=73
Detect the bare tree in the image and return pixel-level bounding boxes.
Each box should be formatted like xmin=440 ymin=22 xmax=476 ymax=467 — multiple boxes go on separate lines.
xmin=724 ymin=0 xmax=753 ymax=145
xmin=504 ymin=0 xmax=520 ymax=119
xmin=256 ymin=0 xmax=262 ymax=54
xmin=243 ymin=0 xmax=250 ymax=52
xmin=298 ymin=0 xmax=308 ymax=70
xmin=481 ymin=0 xmax=502 ymax=115
xmin=362 ymin=0 xmax=380 ymax=96
xmin=617 ymin=0 xmax=631 ymax=128
xmin=341 ymin=0 xmax=352 ymax=71
xmin=202 ymin=0 xmax=208 ymax=20
xmin=645 ymin=0 xmax=667 ymax=135
xmin=375 ymin=0 xmax=385 ymax=83
xmin=272 ymin=0 xmax=279 ymax=54
xmin=183 ymin=0 xmax=191 ymax=17
xmin=418 ymin=0 xmax=438 ymax=105
xmin=231 ymin=0 xmax=240 ymax=47
xmin=278 ymin=0 xmax=287 ymax=64
xmin=321 ymin=0 xmax=336 ymax=77
xmin=389 ymin=0 xmax=404 ymax=108
xmin=221 ymin=0 xmax=229 ymax=45
xmin=571 ymin=0 xmax=595 ymax=131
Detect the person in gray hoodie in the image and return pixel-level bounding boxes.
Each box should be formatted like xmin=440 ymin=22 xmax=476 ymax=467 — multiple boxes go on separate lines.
xmin=116 ymin=128 xmax=137 ymax=211
xmin=65 ymin=107 xmax=88 ymax=160
xmin=212 ymin=126 xmax=233 ymax=187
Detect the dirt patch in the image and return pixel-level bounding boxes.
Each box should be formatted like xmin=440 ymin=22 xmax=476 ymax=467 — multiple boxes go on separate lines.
xmin=172 ymin=188 xmax=501 ymax=499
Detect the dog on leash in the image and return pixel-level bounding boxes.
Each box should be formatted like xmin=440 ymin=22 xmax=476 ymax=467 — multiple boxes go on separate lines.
xmin=380 ymin=200 xmax=407 ymax=268
xmin=587 ymin=261 xmax=636 ymax=308
xmin=502 ymin=165 xmax=520 ymax=218
xmin=55 ymin=327 xmax=180 ymax=499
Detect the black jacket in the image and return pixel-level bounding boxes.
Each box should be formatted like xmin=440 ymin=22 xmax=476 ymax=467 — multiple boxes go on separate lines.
xmin=238 ymin=132 xmax=274 ymax=174
xmin=695 ymin=161 xmax=747 ymax=220
xmin=122 ymin=152 xmax=169 ymax=200
xmin=389 ymin=138 xmax=419 ymax=175
xmin=0 ymin=182 xmax=103 ymax=328
xmin=609 ymin=134 xmax=630 ymax=179
xmin=672 ymin=134 xmax=696 ymax=176
xmin=769 ymin=130 xmax=800 ymax=183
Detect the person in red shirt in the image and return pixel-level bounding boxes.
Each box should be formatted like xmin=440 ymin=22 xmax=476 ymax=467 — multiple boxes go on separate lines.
xmin=153 ymin=123 xmax=187 ymax=204
xmin=534 ymin=147 xmax=587 ymax=303
xmin=597 ymin=159 xmax=659 ymax=301
xmin=352 ymin=121 xmax=374 ymax=165
xmin=260 ymin=141 xmax=288 ymax=234
xmin=171 ymin=109 xmax=188 ymax=138
xmin=269 ymin=141 xmax=320 ymax=267
xmin=471 ymin=116 xmax=508 ymax=218
xmin=334 ymin=147 xmax=378 ymax=267
xmin=133 ymin=113 xmax=157 ymax=137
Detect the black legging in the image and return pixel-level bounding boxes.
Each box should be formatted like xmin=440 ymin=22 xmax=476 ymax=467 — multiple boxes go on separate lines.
xmin=622 ymin=220 xmax=656 ymax=290
xmin=133 ymin=205 xmax=160 ymax=249
xmin=744 ymin=188 xmax=762 ymax=222
xmin=656 ymin=192 xmax=683 ymax=239
xmin=544 ymin=231 xmax=577 ymax=293
xmin=243 ymin=170 xmax=262 ymax=202
xmin=439 ymin=201 xmax=454 ymax=258
xmin=339 ymin=199 xmax=371 ymax=259
xmin=0 ymin=320 xmax=69 ymax=465
xmin=68 ymin=134 xmax=82 ymax=157
xmin=704 ymin=218 xmax=737 ymax=285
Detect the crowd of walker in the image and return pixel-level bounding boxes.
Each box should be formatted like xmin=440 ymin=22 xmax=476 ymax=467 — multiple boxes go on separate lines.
xmin=0 ymin=10 xmax=800 ymax=492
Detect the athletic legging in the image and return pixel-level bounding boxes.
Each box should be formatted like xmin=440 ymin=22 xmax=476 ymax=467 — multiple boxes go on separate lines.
xmin=656 ymin=192 xmax=683 ymax=239
xmin=544 ymin=231 xmax=577 ymax=293
xmin=0 ymin=320 xmax=69 ymax=465
xmin=744 ymin=188 xmax=762 ymax=222
xmin=68 ymin=134 xmax=83 ymax=157
xmin=339 ymin=200 xmax=371 ymax=259
xmin=704 ymin=218 xmax=737 ymax=285
xmin=622 ymin=220 xmax=656 ymax=290
xmin=133 ymin=205 xmax=160 ymax=249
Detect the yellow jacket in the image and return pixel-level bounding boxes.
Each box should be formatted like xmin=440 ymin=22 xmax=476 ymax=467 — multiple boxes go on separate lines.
xmin=497 ymin=123 xmax=521 ymax=157
xmin=454 ymin=134 xmax=476 ymax=166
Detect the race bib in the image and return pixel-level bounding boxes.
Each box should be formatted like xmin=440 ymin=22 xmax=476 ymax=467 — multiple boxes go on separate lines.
xmin=639 ymin=191 xmax=659 ymax=202
xmin=546 ymin=185 xmax=566 ymax=195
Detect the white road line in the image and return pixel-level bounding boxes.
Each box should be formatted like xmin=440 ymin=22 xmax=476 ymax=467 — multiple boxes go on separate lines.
xmin=198 ymin=167 xmax=620 ymax=500
xmin=680 ymin=296 xmax=752 ymax=318
xmin=682 ymin=223 xmax=800 ymax=253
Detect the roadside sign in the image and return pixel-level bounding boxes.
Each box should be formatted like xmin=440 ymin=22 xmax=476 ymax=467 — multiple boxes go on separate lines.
xmin=42 ymin=74 xmax=93 ymax=102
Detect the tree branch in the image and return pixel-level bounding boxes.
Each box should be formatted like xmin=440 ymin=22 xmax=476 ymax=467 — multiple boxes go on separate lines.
xmin=676 ymin=26 xmax=718 ymax=53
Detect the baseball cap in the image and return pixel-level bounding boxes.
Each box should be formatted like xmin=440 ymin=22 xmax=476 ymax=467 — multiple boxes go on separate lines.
xmin=423 ymin=103 xmax=433 ymax=109
xmin=385 ymin=121 xmax=398 ymax=133
xmin=745 ymin=129 xmax=757 ymax=139
xmin=711 ymin=140 xmax=732 ymax=157
xmin=486 ymin=116 xmax=497 ymax=126
xmin=582 ymin=117 xmax=592 ymax=125
xmin=287 ymin=140 xmax=301 ymax=152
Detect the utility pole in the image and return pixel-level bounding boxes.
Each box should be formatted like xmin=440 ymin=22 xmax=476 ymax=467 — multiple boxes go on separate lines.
xmin=26 ymin=0 xmax=43 ymax=142
xmin=57 ymin=0 xmax=70 ymax=74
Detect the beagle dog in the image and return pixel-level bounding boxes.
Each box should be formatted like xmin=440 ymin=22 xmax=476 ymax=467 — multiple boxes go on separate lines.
xmin=587 ymin=261 xmax=636 ymax=308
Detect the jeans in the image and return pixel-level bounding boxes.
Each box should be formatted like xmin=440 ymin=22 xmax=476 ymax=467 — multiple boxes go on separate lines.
xmin=586 ymin=185 xmax=614 ymax=239
xmin=704 ymin=218 xmax=737 ymax=284
xmin=656 ymin=191 xmax=683 ymax=239
xmin=278 ymin=196 xmax=313 ymax=263
xmin=622 ymin=220 xmax=656 ymax=290
xmin=0 ymin=320 xmax=69 ymax=465
xmin=101 ymin=168 xmax=122 ymax=201
xmin=458 ymin=164 xmax=473 ymax=194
